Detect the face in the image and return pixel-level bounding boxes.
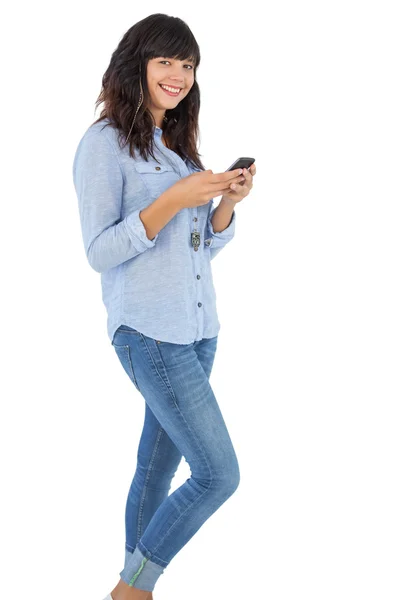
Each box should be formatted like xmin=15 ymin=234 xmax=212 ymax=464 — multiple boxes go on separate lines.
xmin=145 ymin=56 xmax=195 ymax=126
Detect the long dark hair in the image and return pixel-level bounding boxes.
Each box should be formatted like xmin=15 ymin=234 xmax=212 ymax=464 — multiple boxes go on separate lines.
xmin=92 ymin=13 xmax=205 ymax=169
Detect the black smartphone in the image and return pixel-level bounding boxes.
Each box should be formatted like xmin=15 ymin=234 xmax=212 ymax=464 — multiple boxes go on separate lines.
xmin=225 ymin=157 xmax=255 ymax=172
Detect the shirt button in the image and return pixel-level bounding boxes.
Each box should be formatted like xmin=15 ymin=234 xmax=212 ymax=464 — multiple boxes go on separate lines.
xmin=193 ymin=217 xmax=198 ymax=222
xmin=197 ymin=274 xmax=201 ymax=279
xmin=198 ymin=302 xmax=202 ymax=307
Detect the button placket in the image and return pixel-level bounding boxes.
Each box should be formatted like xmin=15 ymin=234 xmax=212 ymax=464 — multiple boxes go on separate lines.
xmin=191 ymin=212 xmax=203 ymax=338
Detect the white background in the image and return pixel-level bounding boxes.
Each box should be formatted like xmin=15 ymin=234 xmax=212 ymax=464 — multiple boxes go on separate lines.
xmin=1 ymin=2 xmax=399 ymax=599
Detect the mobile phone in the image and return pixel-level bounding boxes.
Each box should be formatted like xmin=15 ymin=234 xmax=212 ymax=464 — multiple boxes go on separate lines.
xmin=225 ymin=157 xmax=255 ymax=172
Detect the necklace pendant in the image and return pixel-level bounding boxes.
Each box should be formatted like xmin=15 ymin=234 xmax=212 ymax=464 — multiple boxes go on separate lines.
xmin=191 ymin=230 xmax=201 ymax=250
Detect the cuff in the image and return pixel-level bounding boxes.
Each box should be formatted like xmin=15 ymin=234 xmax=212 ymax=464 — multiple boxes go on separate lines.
xmin=205 ymin=206 xmax=236 ymax=247
xmin=120 ymin=545 xmax=165 ymax=592
xmin=125 ymin=209 xmax=159 ymax=252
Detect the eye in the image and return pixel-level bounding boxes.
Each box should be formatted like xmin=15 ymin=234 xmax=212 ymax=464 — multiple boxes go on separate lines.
xmin=160 ymin=60 xmax=193 ymax=70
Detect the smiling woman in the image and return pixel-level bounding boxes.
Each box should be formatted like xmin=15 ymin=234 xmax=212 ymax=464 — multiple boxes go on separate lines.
xmin=73 ymin=12 xmax=242 ymax=600
xmin=90 ymin=14 xmax=203 ymax=169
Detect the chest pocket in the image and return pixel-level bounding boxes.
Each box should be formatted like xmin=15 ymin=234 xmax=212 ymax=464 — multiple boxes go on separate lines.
xmin=135 ymin=161 xmax=180 ymax=197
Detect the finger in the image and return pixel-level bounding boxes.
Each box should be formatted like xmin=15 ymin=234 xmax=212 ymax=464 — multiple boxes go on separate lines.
xmin=230 ymin=178 xmax=248 ymax=189
xmin=237 ymin=169 xmax=251 ymax=185
xmin=225 ymin=173 xmax=246 ymax=187
xmin=229 ymin=183 xmax=245 ymax=193
xmin=212 ymin=169 xmax=244 ymax=183
xmin=211 ymin=190 xmax=235 ymax=199
xmin=209 ymin=179 xmax=242 ymax=193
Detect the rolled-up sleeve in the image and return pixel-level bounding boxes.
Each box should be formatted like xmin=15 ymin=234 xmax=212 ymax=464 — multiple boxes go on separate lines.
xmin=72 ymin=130 xmax=158 ymax=273
xmin=205 ymin=199 xmax=236 ymax=260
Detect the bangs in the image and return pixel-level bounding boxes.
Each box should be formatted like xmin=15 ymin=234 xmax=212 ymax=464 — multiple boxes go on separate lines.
xmin=143 ymin=19 xmax=200 ymax=68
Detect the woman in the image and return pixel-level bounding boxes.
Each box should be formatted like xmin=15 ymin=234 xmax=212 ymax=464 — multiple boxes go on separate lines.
xmin=72 ymin=13 xmax=256 ymax=600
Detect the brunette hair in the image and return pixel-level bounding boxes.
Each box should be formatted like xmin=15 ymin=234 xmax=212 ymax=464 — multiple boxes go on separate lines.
xmin=92 ymin=13 xmax=205 ymax=169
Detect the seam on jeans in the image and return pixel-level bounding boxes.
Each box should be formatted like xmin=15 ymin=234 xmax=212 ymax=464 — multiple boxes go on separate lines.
xmin=137 ymin=540 xmax=169 ymax=568
xmin=128 ymin=556 xmax=149 ymax=587
xmin=118 ymin=344 xmax=140 ymax=391
xmin=111 ymin=343 xmax=139 ymax=390
xmin=144 ymin=337 xmax=213 ymax=483
xmin=137 ymin=426 xmax=164 ymax=543
xmin=150 ymin=473 xmax=213 ymax=558
xmin=138 ymin=335 xmax=214 ymax=559
xmin=139 ymin=335 xmax=176 ymax=402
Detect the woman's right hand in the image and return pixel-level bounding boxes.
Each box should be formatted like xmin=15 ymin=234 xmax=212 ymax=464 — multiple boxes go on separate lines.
xmin=170 ymin=169 xmax=245 ymax=209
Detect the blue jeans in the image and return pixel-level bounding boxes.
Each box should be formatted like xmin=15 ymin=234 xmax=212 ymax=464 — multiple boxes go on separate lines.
xmin=111 ymin=325 xmax=240 ymax=592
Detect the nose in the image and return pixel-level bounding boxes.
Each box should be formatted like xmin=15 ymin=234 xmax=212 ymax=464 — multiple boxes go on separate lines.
xmin=166 ymin=70 xmax=185 ymax=85
xmin=169 ymin=78 xmax=184 ymax=86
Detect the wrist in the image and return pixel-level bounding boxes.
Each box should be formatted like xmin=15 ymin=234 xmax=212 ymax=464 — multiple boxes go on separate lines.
xmin=220 ymin=195 xmax=237 ymax=208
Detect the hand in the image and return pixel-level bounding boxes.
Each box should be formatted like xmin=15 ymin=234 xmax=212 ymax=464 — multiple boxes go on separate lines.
xmin=169 ymin=168 xmax=246 ymax=210
xmin=220 ymin=163 xmax=256 ymax=204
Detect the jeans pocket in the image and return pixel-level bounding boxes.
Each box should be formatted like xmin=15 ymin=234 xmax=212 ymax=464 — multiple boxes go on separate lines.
xmin=112 ymin=342 xmax=140 ymax=392
xmin=115 ymin=325 xmax=141 ymax=335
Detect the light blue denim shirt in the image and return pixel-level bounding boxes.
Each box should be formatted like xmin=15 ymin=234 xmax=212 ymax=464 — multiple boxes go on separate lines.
xmin=72 ymin=119 xmax=236 ymax=344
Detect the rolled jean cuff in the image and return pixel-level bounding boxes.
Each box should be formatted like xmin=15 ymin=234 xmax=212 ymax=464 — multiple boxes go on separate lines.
xmin=124 ymin=548 xmax=133 ymax=569
xmin=120 ymin=544 xmax=166 ymax=592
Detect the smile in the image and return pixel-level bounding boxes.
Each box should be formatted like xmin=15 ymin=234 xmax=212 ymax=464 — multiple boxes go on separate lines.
xmin=159 ymin=84 xmax=182 ymax=96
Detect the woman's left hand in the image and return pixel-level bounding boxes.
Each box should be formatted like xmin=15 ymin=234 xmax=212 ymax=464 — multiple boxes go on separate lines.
xmin=222 ymin=163 xmax=256 ymax=204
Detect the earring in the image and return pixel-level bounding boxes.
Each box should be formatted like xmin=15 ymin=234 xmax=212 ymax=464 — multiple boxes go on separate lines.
xmin=126 ymin=76 xmax=144 ymax=143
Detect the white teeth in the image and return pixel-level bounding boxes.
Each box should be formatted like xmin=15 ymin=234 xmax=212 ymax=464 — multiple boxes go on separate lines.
xmin=160 ymin=84 xmax=181 ymax=94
